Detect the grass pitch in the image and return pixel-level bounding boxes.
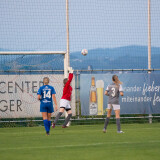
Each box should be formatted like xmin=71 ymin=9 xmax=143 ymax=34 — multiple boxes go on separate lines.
xmin=0 ymin=123 xmax=160 ymax=160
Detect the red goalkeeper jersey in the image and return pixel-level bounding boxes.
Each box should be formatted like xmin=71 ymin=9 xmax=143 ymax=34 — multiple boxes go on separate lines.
xmin=61 ymin=73 xmax=73 ymax=101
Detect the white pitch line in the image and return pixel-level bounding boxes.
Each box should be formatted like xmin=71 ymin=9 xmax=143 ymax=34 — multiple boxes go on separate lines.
xmin=0 ymin=127 xmax=160 ymax=135
xmin=0 ymin=141 xmax=160 ymax=151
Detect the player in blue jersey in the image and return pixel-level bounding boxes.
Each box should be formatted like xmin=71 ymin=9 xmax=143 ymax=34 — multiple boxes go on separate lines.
xmin=37 ymin=77 xmax=58 ymax=135
xmin=103 ymin=75 xmax=124 ymax=133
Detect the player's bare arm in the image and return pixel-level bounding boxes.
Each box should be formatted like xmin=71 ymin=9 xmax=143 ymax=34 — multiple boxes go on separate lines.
xmin=37 ymin=95 xmax=41 ymax=100
xmin=105 ymin=90 xmax=109 ymax=96
xmin=120 ymin=91 xmax=124 ymax=96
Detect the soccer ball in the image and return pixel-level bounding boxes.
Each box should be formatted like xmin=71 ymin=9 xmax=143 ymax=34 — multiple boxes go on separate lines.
xmin=81 ymin=49 xmax=88 ymax=56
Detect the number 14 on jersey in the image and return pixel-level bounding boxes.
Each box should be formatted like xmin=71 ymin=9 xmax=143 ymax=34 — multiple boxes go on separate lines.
xmin=43 ymin=91 xmax=51 ymax=98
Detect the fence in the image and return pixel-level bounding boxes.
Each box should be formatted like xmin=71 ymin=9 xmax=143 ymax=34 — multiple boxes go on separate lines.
xmin=75 ymin=69 xmax=160 ymax=125
xmin=1 ymin=69 xmax=160 ymax=127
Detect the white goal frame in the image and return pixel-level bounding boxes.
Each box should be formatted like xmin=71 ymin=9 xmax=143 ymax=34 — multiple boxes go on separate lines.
xmin=0 ymin=51 xmax=73 ymax=126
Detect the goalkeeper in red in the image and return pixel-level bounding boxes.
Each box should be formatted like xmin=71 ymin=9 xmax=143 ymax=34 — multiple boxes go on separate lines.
xmin=52 ymin=67 xmax=73 ymax=128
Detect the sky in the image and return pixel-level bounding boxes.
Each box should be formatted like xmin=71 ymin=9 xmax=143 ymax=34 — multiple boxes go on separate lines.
xmin=0 ymin=0 xmax=160 ymax=52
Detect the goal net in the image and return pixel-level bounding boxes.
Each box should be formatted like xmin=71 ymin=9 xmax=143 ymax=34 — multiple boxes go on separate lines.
xmin=0 ymin=52 xmax=76 ymax=127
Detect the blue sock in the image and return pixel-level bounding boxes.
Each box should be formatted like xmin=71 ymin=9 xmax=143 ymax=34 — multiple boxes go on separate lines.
xmin=43 ymin=119 xmax=49 ymax=133
xmin=48 ymin=121 xmax=51 ymax=132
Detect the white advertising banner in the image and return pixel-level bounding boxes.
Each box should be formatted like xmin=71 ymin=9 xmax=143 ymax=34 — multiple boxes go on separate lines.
xmin=0 ymin=74 xmax=75 ymax=118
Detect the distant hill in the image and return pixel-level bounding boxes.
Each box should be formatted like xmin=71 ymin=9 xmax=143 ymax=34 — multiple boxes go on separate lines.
xmin=0 ymin=45 xmax=160 ymax=70
xmin=70 ymin=46 xmax=160 ymax=69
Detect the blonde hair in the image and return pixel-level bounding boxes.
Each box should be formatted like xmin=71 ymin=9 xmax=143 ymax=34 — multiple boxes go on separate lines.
xmin=112 ymin=75 xmax=122 ymax=85
xmin=43 ymin=77 xmax=49 ymax=85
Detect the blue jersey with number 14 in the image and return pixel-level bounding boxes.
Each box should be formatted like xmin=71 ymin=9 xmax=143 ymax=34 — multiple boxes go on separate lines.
xmin=37 ymin=85 xmax=56 ymax=103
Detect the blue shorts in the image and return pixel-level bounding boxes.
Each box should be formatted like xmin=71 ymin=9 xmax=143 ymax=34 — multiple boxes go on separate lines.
xmin=40 ymin=103 xmax=54 ymax=113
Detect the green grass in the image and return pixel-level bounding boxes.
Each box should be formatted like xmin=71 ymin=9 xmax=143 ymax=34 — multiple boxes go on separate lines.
xmin=0 ymin=123 xmax=160 ymax=160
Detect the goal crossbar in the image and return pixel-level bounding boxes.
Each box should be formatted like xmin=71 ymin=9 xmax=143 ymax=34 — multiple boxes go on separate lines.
xmin=0 ymin=51 xmax=66 ymax=55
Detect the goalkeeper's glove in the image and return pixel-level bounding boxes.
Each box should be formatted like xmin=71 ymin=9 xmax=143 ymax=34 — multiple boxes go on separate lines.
xmin=68 ymin=67 xmax=74 ymax=73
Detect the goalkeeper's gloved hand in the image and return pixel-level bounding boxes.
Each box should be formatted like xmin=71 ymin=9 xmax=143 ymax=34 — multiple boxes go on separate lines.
xmin=68 ymin=67 xmax=74 ymax=73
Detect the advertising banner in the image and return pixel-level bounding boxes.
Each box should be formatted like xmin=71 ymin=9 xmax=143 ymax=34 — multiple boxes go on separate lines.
xmin=80 ymin=73 xmax=160 ymax=115
xmin=0 ymin=74 xmax=75 ymax=118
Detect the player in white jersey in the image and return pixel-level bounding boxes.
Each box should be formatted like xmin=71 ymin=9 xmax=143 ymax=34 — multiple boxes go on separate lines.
xmin=103 ymin=75 xmax=124 ymax=133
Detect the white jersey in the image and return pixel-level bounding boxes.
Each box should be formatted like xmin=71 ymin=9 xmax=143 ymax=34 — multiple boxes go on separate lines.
xmin=106 ymin=83 xmax=123 ymax=104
